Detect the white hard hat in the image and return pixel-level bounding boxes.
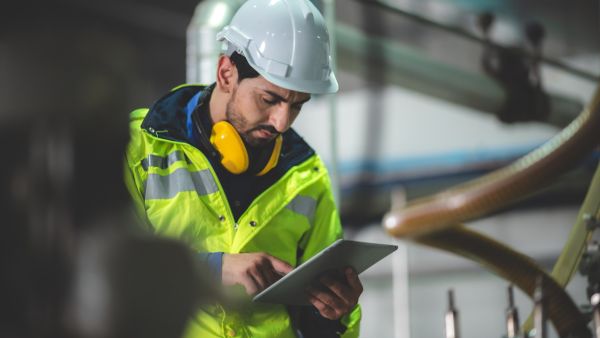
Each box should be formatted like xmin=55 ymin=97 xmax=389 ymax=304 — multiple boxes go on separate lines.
xmin=216 ymin=0 xmax=338 ymax=94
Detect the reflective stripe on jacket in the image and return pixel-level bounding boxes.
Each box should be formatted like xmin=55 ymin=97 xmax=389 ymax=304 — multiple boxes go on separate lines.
xmin=124 ymin=87 xmax=361 ymax=338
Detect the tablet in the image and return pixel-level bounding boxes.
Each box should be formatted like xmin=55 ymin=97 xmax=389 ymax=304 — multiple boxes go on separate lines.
xmin=252 ymin=239 xmax=398 ymax=305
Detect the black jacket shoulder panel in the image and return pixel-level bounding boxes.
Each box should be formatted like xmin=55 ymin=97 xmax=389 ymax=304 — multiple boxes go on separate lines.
xmin=140 ymin=85 xmax=206 ymax=142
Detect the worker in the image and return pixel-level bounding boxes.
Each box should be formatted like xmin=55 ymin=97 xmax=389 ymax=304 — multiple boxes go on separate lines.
xmin=124 ymin=0 xmax=362 ymax=337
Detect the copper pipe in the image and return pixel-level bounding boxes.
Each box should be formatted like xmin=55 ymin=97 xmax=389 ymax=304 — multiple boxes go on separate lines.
xmin=383 ymin=85 xmax=600 ymax=337
xmin=417 ymin=227 xmax=590 ymax=337
xmin=384 ymin=85 xmax=600 ymax=239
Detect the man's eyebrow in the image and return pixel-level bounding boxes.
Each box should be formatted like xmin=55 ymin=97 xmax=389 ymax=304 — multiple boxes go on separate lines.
xmin=295 ymin=96 xmax=312 ymax=105
xmin=264 ymin=90 xmax=311 ymax=105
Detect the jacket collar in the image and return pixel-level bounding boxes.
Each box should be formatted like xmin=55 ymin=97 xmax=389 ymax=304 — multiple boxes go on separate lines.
xmin=140 ymin=83 xmax=316 ymax=176
xmin=141 ymin=84 xmax=208 ymax=142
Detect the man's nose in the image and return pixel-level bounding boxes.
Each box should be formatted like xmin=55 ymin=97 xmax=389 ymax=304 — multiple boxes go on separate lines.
xmin=269 ymin=106 xmax=291 ymax=133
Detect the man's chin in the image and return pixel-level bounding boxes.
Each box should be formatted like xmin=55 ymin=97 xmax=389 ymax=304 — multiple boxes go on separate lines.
xmin=244 ymin=136 xmax=274 ymax=147
xmin=246 ymin=138 xmax=273 ymax=148
xmin=244 ymin=131 xmax=277 ymax=147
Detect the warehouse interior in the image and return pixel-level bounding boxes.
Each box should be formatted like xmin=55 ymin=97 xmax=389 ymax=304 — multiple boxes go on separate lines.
xmin=1 ymin=0 xmax=599 ymax=337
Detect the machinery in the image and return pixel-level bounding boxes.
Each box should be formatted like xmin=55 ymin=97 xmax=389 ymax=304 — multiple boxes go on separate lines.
xmin=384 ymin=84 xmax=600 ymax=337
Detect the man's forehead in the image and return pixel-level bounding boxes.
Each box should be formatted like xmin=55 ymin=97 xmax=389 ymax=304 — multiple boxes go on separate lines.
xmin=254 ymin=77 xmax=311 ymax=102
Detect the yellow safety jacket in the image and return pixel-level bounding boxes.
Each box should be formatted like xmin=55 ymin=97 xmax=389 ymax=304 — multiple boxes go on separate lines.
xmin=124 ymin=85 xmax=361 ymax=338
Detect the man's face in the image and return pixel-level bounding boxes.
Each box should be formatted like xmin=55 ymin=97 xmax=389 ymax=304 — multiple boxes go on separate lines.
xmin=225 ymin=76 xmax=311 ymax=147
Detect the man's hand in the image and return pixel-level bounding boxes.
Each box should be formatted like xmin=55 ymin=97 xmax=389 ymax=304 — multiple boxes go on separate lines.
xmin=307 ymin=268 xmax=363 ymax=320
xmin=222 ymin=253 xmax=293 ymax=295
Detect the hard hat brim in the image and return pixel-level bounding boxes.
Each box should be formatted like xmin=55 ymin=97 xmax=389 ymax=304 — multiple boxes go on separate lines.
xmin=258 ymin=69 xmax=339 ymax=95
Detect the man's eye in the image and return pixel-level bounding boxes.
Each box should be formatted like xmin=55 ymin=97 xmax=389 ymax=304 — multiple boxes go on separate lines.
xmin=263 ymin=98 xmax=276 ymax=105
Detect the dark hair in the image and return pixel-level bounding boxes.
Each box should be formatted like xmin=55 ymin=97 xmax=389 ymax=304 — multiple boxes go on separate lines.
xmin=229 ymin=51 xmax=260 ymax=82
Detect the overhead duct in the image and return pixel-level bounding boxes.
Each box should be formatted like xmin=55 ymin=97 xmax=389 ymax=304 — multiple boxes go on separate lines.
xmin=336 ymin=23 xmax=585 ymax=128
xmin=334 ymin=0 xmax=598 ymax=127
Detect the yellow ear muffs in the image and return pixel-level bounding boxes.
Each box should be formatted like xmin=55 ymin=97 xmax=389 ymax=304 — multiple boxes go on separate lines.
xmin=210 ymin=121 xmax=249 ymax=174
xmin=256 ymin=135 xmax=282 ymax=176
xmin=209 ymin=121 xmax=282 ymax=175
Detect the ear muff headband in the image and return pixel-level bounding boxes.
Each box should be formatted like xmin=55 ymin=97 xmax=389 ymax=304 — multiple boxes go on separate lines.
xmin=256 ymin=135 xmax=282 ymax=176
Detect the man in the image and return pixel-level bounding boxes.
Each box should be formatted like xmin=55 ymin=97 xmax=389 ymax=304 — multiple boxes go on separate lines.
xmin=124 ymin=0 xmax=362 ymax=337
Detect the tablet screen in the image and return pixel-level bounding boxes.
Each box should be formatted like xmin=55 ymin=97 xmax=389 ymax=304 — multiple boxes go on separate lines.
xmin=253 ymin=239 xmax=397 ymax=305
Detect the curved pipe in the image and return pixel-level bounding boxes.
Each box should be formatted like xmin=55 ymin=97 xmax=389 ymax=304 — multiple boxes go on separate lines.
xmin=383 ymin=84 xmax=599 ymax=337
xmin=417 ymin=226 xmax=591 ymax=338
xmin=384 ymin=85 xmax=600 ymax=239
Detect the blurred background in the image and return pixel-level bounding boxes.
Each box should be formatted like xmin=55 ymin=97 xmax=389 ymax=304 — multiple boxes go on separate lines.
xmin=1 ymin=0 xmax=599 ymax=337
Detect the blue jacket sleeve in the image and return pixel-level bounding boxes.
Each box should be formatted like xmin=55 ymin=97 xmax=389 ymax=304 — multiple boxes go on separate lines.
xmin=197 ymin=252 xmax=224 ymax=283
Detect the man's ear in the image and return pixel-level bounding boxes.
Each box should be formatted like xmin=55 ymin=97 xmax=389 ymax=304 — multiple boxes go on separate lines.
xmin=216 ymin=55 xmax=238 ymax=93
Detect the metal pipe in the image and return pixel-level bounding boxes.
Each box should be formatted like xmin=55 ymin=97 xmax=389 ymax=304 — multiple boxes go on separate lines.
xmin=324 ymin=0 xmax=341 ymax=204
xmin=506 ymin=285 xmax=521 ymax=338
xmin=533 ymin=277 xmax=547 ymax=338
xmin=445 ymin=289 xmax=460 ymax=338
xmin=335 ymin=23 xmax=583 ymax=128
xmin=354 ymin=0 xmax=600 ymax=82
xmin=391 ymin=188 xmax=410 ymax=338
xmin=186 ymin=0 xmax=243 ymax=84
xmin=392 ymin=241 xmax=410 ymax=338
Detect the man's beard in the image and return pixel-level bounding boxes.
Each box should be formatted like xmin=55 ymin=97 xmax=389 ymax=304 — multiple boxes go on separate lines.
xmin=225 ymin=95 xmax=279 ymax=148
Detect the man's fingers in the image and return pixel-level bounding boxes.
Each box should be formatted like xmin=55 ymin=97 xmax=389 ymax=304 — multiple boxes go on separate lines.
xmin=249 ymin=267 xmax=269 ymax=290
xmin=308 ymin=294 xmax=341 ymax=320
xmin=249 ymin=255 xmax=287 ymax=292
xmin=308 ymin=286 xmax=346 ymax=312
xmin=267 ymin=255 xmax=293 ymax=275
xmin=307 ymin=269 xmax=363 ymax=319
xmin=319 ymin=275 xmax=353 ymax=307
xmin=221 ymin=252 xmax=293 ymax=296
xmin=257 ymin=263 xmax=284 ymax=289
xmin=256 ymin=255 xmax=285 ymax=286
xmin=243 ymin=275 xmax=259 ymax=295
xmin=345 ymin=267 xmax=363 ymax=294
xmin=263 ymin=265 xmax=283 ymax=285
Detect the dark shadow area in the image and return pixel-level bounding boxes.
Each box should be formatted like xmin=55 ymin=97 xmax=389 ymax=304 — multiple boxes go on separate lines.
xmin=1 ymin=2 xmax=207 ymax=337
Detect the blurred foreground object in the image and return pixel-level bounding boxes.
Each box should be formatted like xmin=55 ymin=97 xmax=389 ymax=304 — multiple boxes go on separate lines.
xmin=68 ymin=230 xmax=205 ymax=338
xmin=0 ymin=6 xmax=210 ymax=334
xmin=0 ymin=111 xmax=208 ymax=338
